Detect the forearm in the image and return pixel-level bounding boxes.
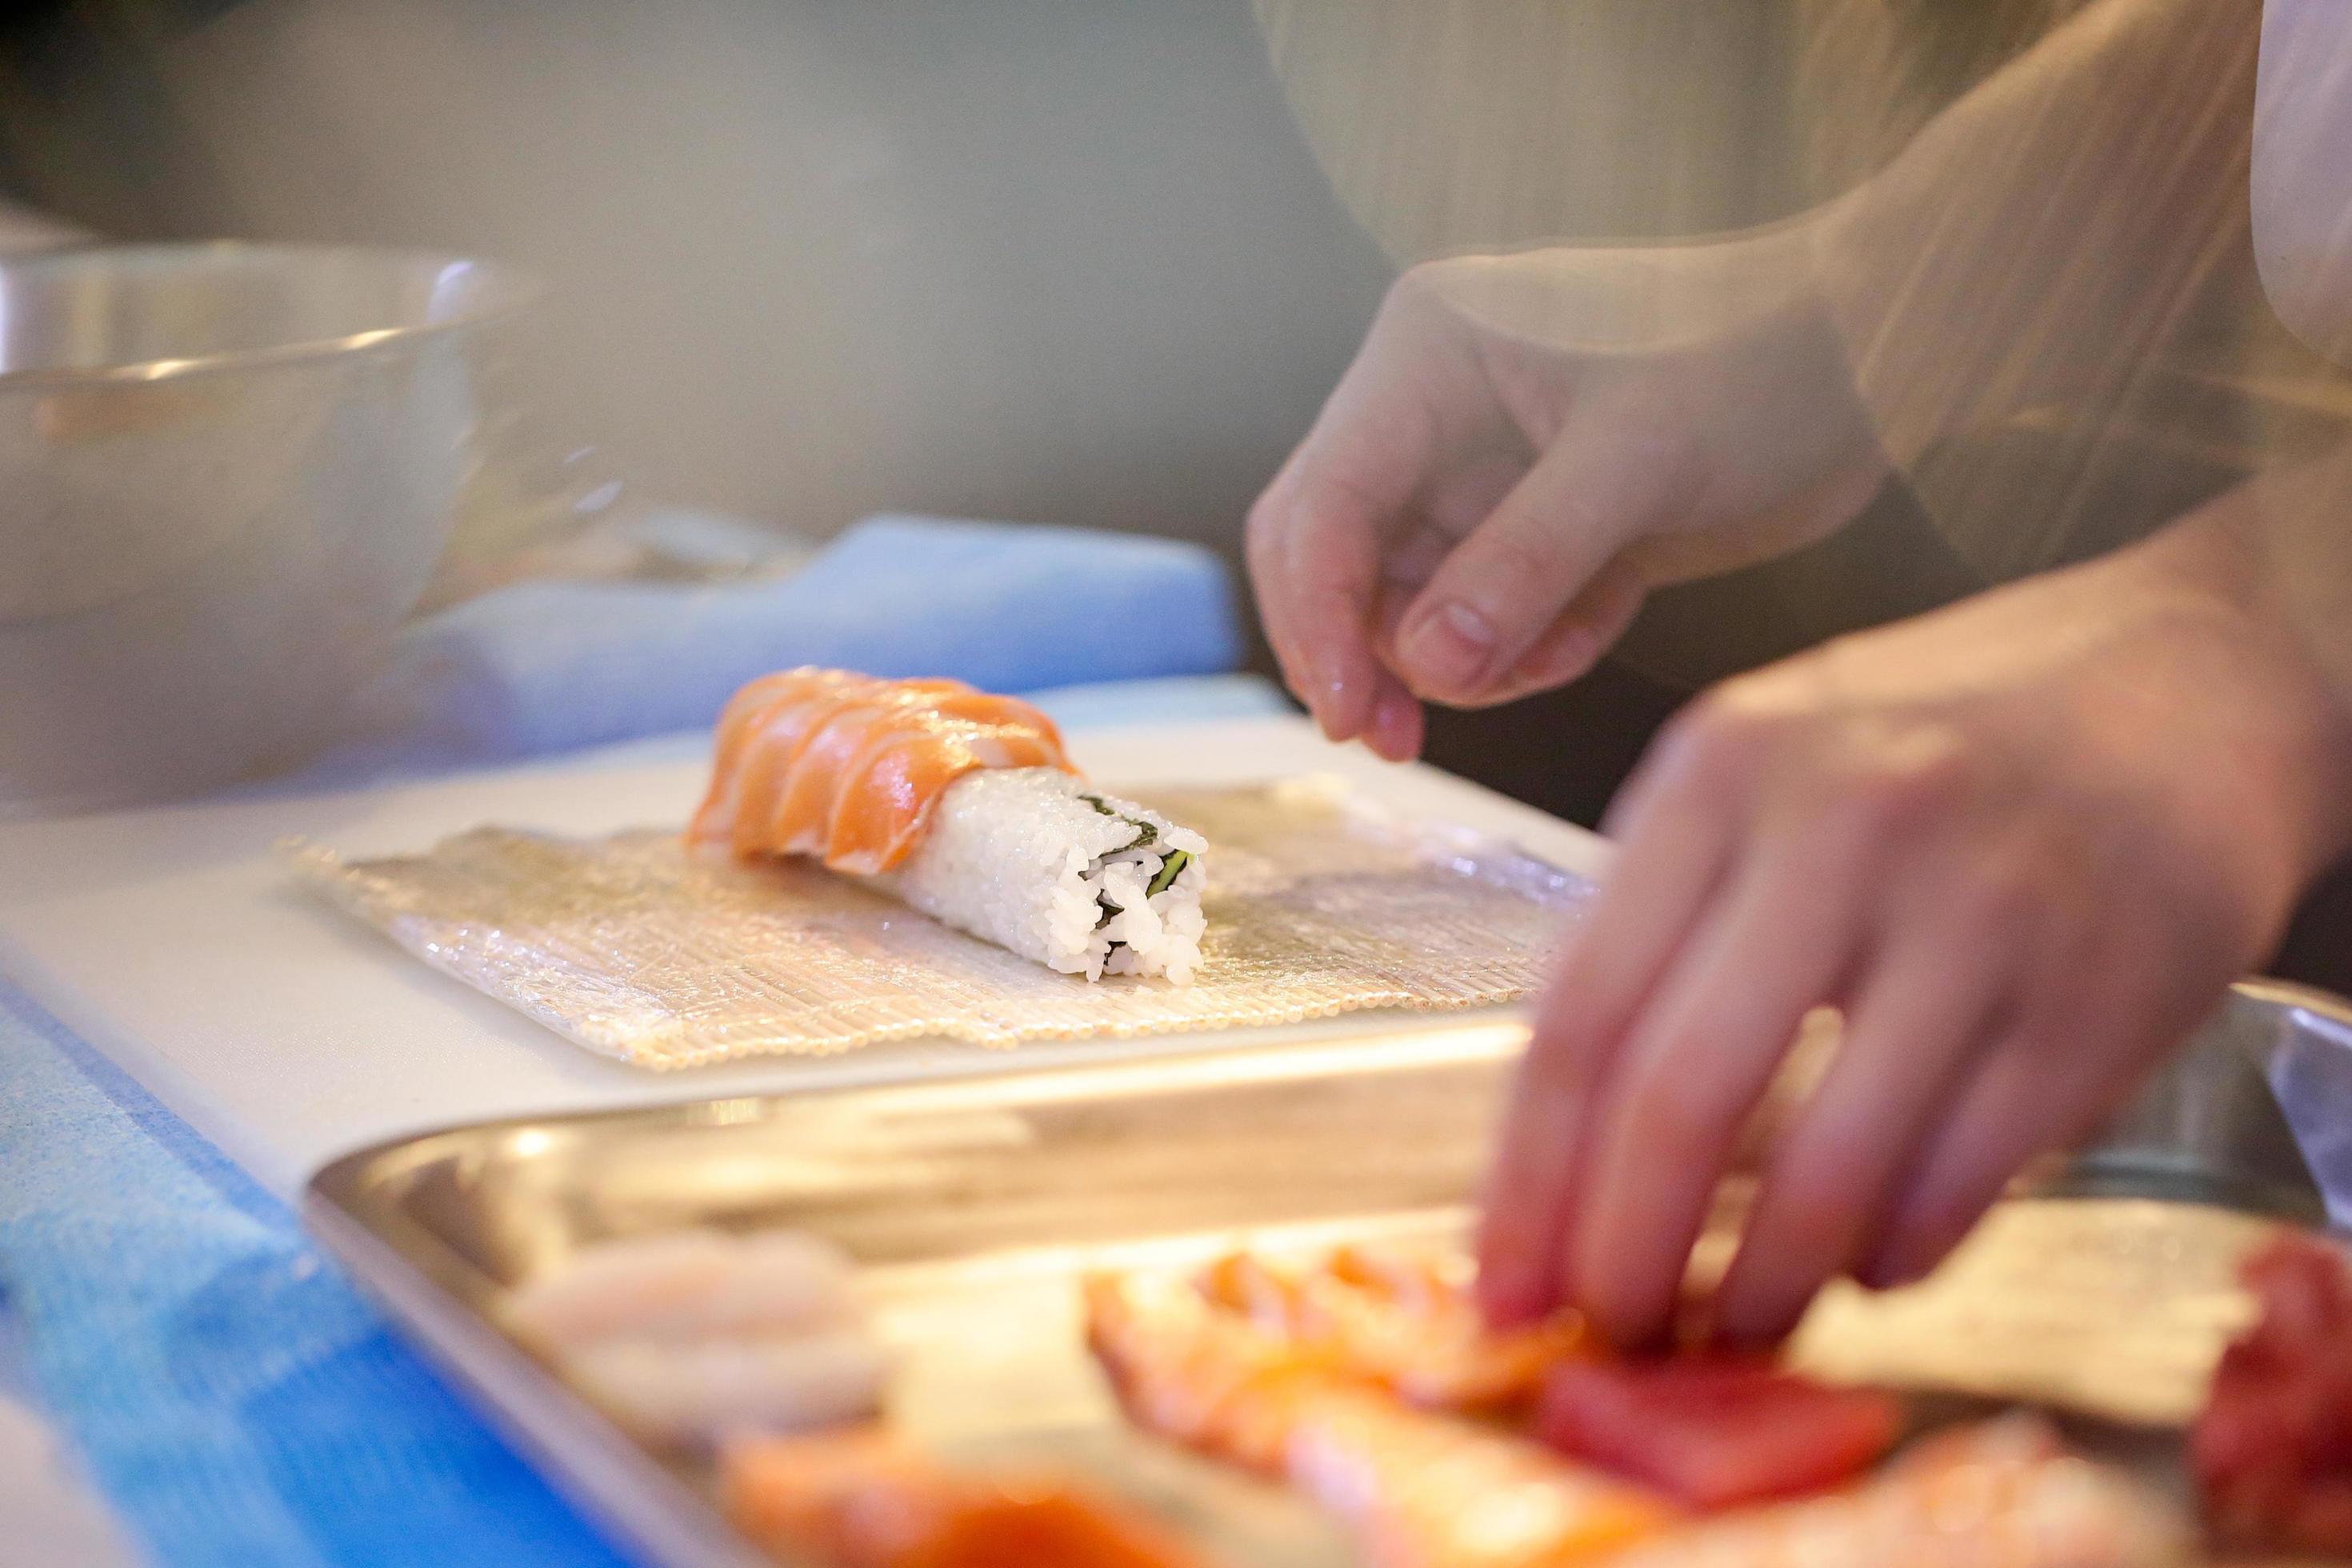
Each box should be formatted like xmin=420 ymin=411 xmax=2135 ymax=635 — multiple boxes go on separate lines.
xmin=2146 ymin=450 xmax=2352 ymax=882
xmin=1812 ymin=0 xmax=2260 ymax=464
xmin=2216 ymin=449 xmax=2352 ymax=725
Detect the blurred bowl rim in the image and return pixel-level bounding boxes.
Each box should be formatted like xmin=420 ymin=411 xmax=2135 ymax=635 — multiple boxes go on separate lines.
xmin=0 ymin=240 xmax=540 ymax=393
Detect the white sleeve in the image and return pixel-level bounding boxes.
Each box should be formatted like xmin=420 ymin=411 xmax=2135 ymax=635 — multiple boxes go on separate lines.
xmin=2255 ymin=0 xmax=2352 ymax=366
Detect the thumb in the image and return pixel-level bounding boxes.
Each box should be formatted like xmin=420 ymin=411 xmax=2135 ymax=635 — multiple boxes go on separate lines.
xmin=1390 ymin=404 xmax=1691 ymax=706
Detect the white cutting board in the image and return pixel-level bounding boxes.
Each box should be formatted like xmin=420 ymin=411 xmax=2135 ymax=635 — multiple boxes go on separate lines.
xmin=0 ymin=713 xmax=1608 ymax=1199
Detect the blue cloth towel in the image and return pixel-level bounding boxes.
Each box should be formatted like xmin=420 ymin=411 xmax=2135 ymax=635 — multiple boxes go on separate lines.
xmin=0 ymin=989 xmax=632 ymax=1568
xmin=307 ymin=515 xmax=1242 ymax=785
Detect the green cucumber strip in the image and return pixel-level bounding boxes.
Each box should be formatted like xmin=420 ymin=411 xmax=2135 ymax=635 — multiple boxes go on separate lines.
xmin=1078 ymin=794 xmax=1174 ymax=930
xmin=1146 ymin=850 xmax=1192 ymax=898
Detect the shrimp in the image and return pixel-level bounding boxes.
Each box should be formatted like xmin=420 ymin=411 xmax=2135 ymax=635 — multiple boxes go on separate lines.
xmin=1087 ymin=1252 xmax=2186 ymax=1568
xmin=1286 ymin=1392 xmax=1674 ymax=1568
xmin=1192 ymin=1249 xmax=1588 ymax=1414
xmin=1085 ymin=1266 xmax=1671 ymax=1566
xmin=1085 ymin=1268 xmax=1334 ymax=1475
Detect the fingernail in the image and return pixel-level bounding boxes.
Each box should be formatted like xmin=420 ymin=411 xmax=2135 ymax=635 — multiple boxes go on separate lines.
xmin=1401 ymin=601 xmax=1497 ymax=693
xmin=1370 ymin=689 xmax=1419 ymax=761
xmin=1312 ymin=658 xmax=1364 ymax=739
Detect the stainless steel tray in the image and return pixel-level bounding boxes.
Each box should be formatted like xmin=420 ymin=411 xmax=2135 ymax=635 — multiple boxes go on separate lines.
xmin=306 ymin=982 xmax=2352 ymax=1566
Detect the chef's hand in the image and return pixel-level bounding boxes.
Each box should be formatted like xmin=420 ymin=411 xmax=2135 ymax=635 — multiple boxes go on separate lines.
xmin=1246 ymin=239 xmax=1890 ymax=762
xmin=1477 ymin=503 xmax=2352 ymax=1350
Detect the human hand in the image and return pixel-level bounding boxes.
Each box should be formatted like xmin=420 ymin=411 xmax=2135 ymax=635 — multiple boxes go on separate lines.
xmin=1246 ymin=233 xmax=1890 ymax=761
xmin=1476 ymin=506 xmax=2352 ymax=1349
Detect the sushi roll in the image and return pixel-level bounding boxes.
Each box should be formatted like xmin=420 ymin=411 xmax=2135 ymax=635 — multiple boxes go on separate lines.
xmin=692 ymin=668 xmax=1208 ymax=984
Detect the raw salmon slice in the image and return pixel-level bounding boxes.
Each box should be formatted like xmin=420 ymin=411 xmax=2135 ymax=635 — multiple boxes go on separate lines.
xmin=693 ymin=668 xmax=1074 ymax=874
xmin=721 ymin=1429 xmax=1206 ymax=1568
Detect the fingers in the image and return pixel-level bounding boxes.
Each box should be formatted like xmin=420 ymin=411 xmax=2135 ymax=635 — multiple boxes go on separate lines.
xmin=1392 ymin=401 xmax=1693 ymax=706
xmin=1860 ymin=1026 xmax=2138 ymax=1291
xmin=1472 ymin=564 xmax=1649 ymax=709
xmin=1247 ymin=466 xmax=1391 ymax=746
xmin=1471 ymin=540 xmax=2302 ymax=1350
xmin=1862 ymin=928 xmax=2213 ymax=1290
xmin=1476 ymin=762 xmax=1741 ymax=1326
xmin=1709 ymin=921 xmax=2010 ymax=1344
xmin=1851 ymin=842 xmax=2244 ymax=1290
xmin=1474 ymin=974 xmax=1618 ymax=1328
xmin=1482 ymin=686 xmax=2010 ymax=1347
xmin=1364 ymin=680 xmax=1426 ymax=762
xmin=1350 ymin=454 xmax=1547 ymax=749
xmin=1560 ymin=821 xmax=1877 ymax=1350
xmin=1371 ymin=558 xmax=1644 ymax=722
xmin=1248 ymin=283 xmax=1482 ymax=746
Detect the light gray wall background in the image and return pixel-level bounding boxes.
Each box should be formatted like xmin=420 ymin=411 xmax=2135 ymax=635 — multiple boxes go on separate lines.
xmin=5 ymin=0 xmax=1810 ymax=594
xmin=154 ymin=0 xmax=1399 ymax=560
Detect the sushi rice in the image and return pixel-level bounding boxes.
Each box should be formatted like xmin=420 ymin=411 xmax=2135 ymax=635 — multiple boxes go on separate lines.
xmin=876 ymin=768 xmax=1207 ymax=983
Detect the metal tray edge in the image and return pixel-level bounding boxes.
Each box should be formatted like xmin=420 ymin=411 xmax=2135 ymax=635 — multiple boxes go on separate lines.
xmin=301 ymin=1190 xmax=771 ymax=1568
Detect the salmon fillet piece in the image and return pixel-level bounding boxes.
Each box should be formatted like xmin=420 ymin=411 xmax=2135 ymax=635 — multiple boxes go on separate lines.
xmin=693 ymin=668 xmax=1075 ymax=874
xmin=722 ymin=1428 xmax=1206 ymax=1568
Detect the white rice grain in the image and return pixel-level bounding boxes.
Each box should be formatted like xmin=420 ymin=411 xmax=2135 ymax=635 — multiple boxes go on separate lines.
xmin=874 ymin=769 xmax=1206 ymax=982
